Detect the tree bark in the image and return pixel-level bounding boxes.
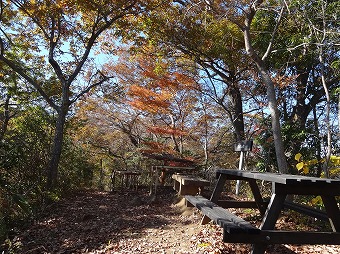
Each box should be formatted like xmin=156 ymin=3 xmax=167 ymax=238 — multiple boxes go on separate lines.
xmin=46 ymin=107 xmax=67 ymax=190
xmin=319 ymin=49 xmax=331 ymax=178
xmin=241 ymin=6 xmax=288 ymax=173
xmin=0 ymin=93 xmax=11 ymax=141
xmin=229 ymin=83 xmax=245 ymax=141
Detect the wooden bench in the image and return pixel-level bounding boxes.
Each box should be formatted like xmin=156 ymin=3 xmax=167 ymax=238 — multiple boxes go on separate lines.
xmin=111 ymin=170 xmax=141 ymax=191
xmin=172 ymin=174 xmax=210 ymax=196
xmin=185 ymin=194 xmax=340 ymax=246
xmin=185 ymin=195 xmax=261 ymax=241
xmin=184 ymin=169 xmax=340 ymax=254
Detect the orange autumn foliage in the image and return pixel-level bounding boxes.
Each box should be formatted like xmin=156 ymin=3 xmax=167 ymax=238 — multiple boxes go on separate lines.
xmin=147 ymin=126 xmax=187 ymax=136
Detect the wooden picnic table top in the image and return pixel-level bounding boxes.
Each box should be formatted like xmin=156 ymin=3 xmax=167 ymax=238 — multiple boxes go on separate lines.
xmin=215 ymin=169 xmax=340 ymax=185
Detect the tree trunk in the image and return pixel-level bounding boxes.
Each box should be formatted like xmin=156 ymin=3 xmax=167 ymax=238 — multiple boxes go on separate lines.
xmin=313 ymin=106 xmax=323 ymax=177
xmin=46 ymin=109 xmax=67 ymax=190
xmin=0 ymin=93 xmax=11 ymax=141
xmin=319 ymin=49 xmax=331 ymax=178
xmin=259 ymin=68 xmax=288 ymax=173
xmin=242 ymin=11 xmax=288 ymax=173
xmin=229 ymin=83 xmax=245 ymax=141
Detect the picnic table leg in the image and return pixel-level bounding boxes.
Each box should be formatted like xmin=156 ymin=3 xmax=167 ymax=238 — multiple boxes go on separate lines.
xmin=321 ymin=195 xmax=340 ymax=232
xmin=200 ymin=174 xmax=228 ymax=225
xmin=111 ymin=171 xmax=116 ymax=191
xmin=210 ymin=173 xmax=228 ymax=202
xmin=251 ymin=192 xmax=286 ymax=254
xmin=248 ymin=179 xmax=267 ymax=216
xmin=251 ymin=245 xmax=267 ymax=254
xmin=149 ymin=167 xmax=156 ymax=195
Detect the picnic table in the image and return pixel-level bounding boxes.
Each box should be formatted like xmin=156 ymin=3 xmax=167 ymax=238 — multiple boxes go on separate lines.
xmin=150 ymin=165 xmax=196 ymax=195
xmin=185 ymin=169 xmax=340 ymax=254
xmin=111 ymin=170 xmax=141 ymax=191
xmin=172 ymin=173 xmax=210 ymax=196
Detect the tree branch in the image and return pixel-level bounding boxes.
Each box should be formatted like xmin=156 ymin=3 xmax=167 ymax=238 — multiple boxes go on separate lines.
xmin=0 ymin=51 xmax=58 ymax=111
xmin=262 ymin=4 xmax=285 ymax=60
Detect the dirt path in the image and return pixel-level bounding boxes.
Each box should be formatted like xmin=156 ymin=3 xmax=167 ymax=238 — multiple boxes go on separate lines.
xmin=2 ymin=187 xmax=339 ymax=253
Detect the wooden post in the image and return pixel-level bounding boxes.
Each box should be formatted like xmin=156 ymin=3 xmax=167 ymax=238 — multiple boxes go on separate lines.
xmin=149 ymin=166 xmax=154 ymax=195
xmin=235 ymin=151 xmax=244 ymax=195
xmin=234 ymin=140 xmax=253 ymax=195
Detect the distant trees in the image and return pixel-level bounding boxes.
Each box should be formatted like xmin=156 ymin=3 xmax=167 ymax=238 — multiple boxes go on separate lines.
xmin=78 ymin=0 xmax=338 ymax=175
xmin=146 ymin=0 xmax=339 ymax=174
xmin=0 ymin=0 xmax=147 ymax=189
xmin=136 ymin=1 xmax=250 ymax=142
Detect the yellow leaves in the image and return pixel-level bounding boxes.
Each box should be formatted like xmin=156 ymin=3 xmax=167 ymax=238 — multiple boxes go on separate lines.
xmin=295 ymin=153 xmax=317 ymax=175
xmin=197 ymin=242 xmax=212 ymax=248
xmin=295 ymin=161 xmax=308 ymax=174
xmin=295 ymin=153 xmax=302 ymax=161
xmin=311 ymin=196 xmax=323 ymax=207
xmin=309 ymin=159 xmax=319 ymax=165
xmin=296 ymin=161 xmax=304 ymax=170
xmin=330 ymin=155 xmax=340 ymax=166
xmin=295 ymin=153 xmax=340 ymax=176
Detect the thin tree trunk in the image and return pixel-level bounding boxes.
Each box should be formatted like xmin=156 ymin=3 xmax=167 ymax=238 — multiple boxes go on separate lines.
xmin=319 ymin=50 xmax=331 ymax=178
xmin=0 ymin=93 xmax=10 ymax=141
xmin=242 ymin=12 xmax=288 ymax=173
xmin=313 ymin=106 xmax=322 ymax=177
xmin=338 ymin=93 xmax=340 ymax=135
xmin=317 ymin=2 xmax=331 ymax=178
xmin=46 ymin=109 xmax=67 ymax=190
xmin=259 ymin=69 xmax=288 ymax=173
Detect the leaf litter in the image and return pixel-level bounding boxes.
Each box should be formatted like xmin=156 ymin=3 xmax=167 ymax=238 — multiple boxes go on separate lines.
xmin=2 ymin=187 xmax=339 ymax=253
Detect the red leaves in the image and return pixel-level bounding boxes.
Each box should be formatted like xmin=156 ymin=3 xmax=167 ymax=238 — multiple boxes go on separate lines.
xmin=147 ymin=126 xmax=187 ymax=136
xmin=128 ymin=85 xmax=171 ymax=113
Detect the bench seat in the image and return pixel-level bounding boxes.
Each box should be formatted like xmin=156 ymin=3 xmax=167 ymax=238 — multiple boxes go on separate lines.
xmin=185 ymin=195 xmax=340 ymax=245
xmin=172 ymin=174 xmax=210 ymax=195
xmin=185 ymin=195 xmax=260 ymax=240
xmin=223 ymin=230 xmax=340 ymax=244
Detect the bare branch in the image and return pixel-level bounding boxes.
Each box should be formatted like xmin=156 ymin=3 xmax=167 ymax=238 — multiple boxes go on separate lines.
xmin=262 ymin=4 xmax=285 ymax=60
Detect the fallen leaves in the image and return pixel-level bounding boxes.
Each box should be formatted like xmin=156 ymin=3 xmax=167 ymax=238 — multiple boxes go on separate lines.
xmin=2 ymin=187 xmax=340 ymax=254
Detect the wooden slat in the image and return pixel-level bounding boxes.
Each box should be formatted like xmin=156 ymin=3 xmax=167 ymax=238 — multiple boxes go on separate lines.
xmin=185 ymin=195 xmax=260 ymax=234
xmin=217 ymin=200 xmax=269 ymax=209
xmin=181 ymin=177 xmax=210 ymax=186
xmin=274 ymin=182 xmax=340 ymax=195
xmin=172 ymin=174 xmax=210 ymax=186
xmin=215 ymin=169 xmax=340 ymax=185
xmin=223 ymin=230 xmax=340 ymax=245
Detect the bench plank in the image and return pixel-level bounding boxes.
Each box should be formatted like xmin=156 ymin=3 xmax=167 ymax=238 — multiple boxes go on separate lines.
xmin=185 ymin=195 xmax=260 ymax=234
xmin=215 ymin=169 xmax=340 ymax=185
xmin=172 ymin=174 xmax=210 ymax=195
xmin=217 ymin=200 xmax=269 ymax=209
xmin=172 ymin=174 xmax=210 ymax=186
xmin=224 ymin=230 xmax=340 ymax=244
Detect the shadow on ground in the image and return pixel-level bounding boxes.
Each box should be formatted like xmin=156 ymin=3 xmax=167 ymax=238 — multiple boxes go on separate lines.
xmin=4 ymin=187 xmax=176 ymax=254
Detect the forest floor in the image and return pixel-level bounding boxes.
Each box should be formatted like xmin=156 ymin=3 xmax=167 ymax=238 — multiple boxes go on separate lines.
xmin=2 ymin=186 xmax=339 ymax=254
